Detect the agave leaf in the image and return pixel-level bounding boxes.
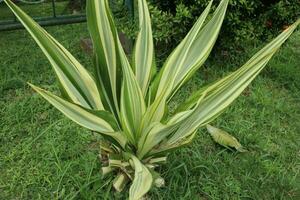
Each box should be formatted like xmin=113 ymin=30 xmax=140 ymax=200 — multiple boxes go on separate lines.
xmin=119 ymin=38 xmax=146 ymax=144
xmin=4 ymin=0 xmax=103 ymax=110
xmin=168 ymin=91 xmax=207 ymax=124
xmin=149 ymin=0 xmax=214 ymax=101
xmin=137 ymin=92 xmax=207 ymax=158
xmin=144 ymin=0 xmax=227 ymax=127
xmin=174 ymin=81 xmax=216 ymax=113
xmin=86 ymin=0 xmax=121 ymax=114
xmin=29 ymin=83 xmax=127 ymax=148
xmin=129 ymin=155 xmax=153 ymax=200
xmin=165 ymin=19 xmax=300 ymax=146
xmin=138 ymin=97 xmax=202 ymax=158
xmin=137 ymin=123 xmax=168 ymax=158
xmin=206 ymin=125 xmax=247 ymax=152
xmin=151 ymin=130 xmax=198 ymax=156
xmin=133 ymin=0 xmax=156 ymax=96
xmin=177 ymin=20 xmax=300 ymax=113
xmin=168 ymin=0 xmax=229 ymax=100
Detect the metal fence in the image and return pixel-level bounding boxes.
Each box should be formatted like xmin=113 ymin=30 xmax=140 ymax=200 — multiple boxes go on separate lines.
xmin=0 ymin=0 xmax=134 ymax=31
xmin=0 ymin=0 xmax=86 ymax=31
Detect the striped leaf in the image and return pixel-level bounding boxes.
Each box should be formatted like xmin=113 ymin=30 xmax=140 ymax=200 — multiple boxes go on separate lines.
xmin=132 ymin=0 xmax=156 ymax=96
xmin=206 ymin=125 xmax=247 ymax=152
xmin=86 ymin=0 xmax=121 ymax=114
xmin=129 ymin=155 xmax=153 ymax=200
xmin=29 ymin=83 xmax=127 ymax=148
xmin=169 ymin=0 xmax=228 ymax=100
xmin=143 ymin=0 xmax=227 ymax=127
xmin=4 ymin=0 xmax=103 ymax=110
xmin=163 ymin=19 xmax=300 ymax=148
xmin=119 ymin=39 xmax=146 ymax=145
xmin=137 ymin=92 xmax=206 ymax=158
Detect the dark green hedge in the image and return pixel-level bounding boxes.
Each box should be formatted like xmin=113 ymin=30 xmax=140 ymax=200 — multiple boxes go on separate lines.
xmin=114 ymin=0 xmax=300 ymax=47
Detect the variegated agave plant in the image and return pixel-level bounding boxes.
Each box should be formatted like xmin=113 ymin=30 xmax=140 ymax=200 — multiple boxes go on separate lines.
xmin=4 ymin=0 xmax=299 ymax=199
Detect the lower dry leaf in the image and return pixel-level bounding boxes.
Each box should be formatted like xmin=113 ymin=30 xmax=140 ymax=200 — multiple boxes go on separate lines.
xmin=113 ymin=173 xmax=129 ymax=192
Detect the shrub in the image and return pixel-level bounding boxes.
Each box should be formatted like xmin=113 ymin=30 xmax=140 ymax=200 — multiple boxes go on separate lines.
xmin=4 ymin=0 xmax=299 ymax=199
xmin=115 ymin=0 xmax=300 ymax=46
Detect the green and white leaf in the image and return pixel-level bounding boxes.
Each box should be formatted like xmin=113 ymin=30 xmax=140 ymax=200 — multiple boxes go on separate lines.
xmin=29 ymin=83 xmax=127 ymax=148
xmin=4 ymin=0 xmax=103 ymax=110
xmin=129 ymin=155 xmax=153 ymax=200
xmin=168 ymin=0 xmax=229 ymax=99
xmin=86 ymin=0 xmax=121 ymax=113
xmin=206 ymin=124 xmax=247 ymax=152
xmin=133 ymin=0 xmax=156 ymax=96
xmin=166 ymin=20 xmax=300 ymax=147
xmin=137 ymin=122 xmax=173 ymax=158
xmin=144 ymin=0 xmax=228 ymax=126
xmin=119 ymin=39 xmax=146 ymax=144
xmin=138 ymin=92 xmax=207 ymax=158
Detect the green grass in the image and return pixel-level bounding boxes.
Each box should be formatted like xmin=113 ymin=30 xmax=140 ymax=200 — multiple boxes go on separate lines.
xmin=0 ymin=1 xmax=78 ymax=21
xmin=0 ymin=23 xmax=299 ymax=199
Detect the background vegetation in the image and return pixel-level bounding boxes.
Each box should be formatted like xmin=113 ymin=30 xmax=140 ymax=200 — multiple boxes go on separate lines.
xmin=115 ymin=0 xmax=300 ymax=47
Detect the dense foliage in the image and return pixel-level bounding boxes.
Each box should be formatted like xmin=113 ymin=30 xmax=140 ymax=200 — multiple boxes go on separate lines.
xmin=115 ymin=0 xmax=300 ymax=45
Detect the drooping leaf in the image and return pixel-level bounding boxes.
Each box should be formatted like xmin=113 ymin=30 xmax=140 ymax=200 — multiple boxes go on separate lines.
xmin=129 ymin=155 xmax=153 ymax=200
xmin=29 ymin=83 xmax=127 ymax=148
xmin=132 ymin=0 xmax=156 ymax=96
xmin=206 ymin=124 xmax=247 ymax=152
xmin=4 ymin=0 xmax=103 ymax=110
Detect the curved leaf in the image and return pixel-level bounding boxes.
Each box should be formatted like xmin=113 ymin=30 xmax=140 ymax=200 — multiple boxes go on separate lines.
xmin=206 ymin=125 xmax=247 ymax=152
xmin=5 ymin=0 xmax=103 ymax=110
xmin=144 ymin=0 xmax=227 ymax=126
xmin=29 ymin=83 xmax=127 ymax=148
xmin=166 ymin=19 xmax=300 ymax=146
xmin=129 ymin=155 xmax=153 ymax=200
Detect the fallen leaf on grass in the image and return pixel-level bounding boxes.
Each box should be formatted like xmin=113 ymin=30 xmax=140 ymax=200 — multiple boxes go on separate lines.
xmin=206 ymin=124 xmax=247 ymax=152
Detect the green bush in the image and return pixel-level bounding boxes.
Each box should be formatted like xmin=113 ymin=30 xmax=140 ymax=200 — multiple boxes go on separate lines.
xmin=263 ymin=1 xmax=300 ymax=29
xmin=114 ymin=0 xmax=300 ymax=46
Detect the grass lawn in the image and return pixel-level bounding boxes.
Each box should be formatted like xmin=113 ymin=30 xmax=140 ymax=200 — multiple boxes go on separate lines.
xmin=0 ymin=1 xmax=79 ymax=21
xmin=0 ymin=23 xmax=299 ymax=199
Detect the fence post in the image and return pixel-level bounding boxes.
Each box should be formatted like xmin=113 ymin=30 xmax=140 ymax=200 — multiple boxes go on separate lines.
xmin=51 ymin=0 xmax=56 ymax=18
xmin=124 ymin=0 xmax=134 ymax=20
